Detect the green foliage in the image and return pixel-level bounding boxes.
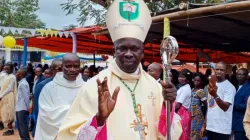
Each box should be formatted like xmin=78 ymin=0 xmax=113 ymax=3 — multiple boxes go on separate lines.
xmin=61 ymin=0 xmax=225 ymax=26
xmin=0 ymin=0 xmax=45 ymax=29
xmin=61 ymin=0 xmax=106 ymax=26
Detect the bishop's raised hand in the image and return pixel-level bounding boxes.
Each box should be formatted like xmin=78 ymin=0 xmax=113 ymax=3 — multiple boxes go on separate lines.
xmin=96 ymin=77 xmax=120 ymax=126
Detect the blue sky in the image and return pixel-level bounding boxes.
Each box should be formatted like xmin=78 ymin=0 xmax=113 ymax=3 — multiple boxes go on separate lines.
xmin=35 ymin=0 xmax=95 ymax=30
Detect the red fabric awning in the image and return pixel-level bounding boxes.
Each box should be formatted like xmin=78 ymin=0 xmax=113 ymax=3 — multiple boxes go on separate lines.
xmin=16 ymin=26 xmax=250 ymax=63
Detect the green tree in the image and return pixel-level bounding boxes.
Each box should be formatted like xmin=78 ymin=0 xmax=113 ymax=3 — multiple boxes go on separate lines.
xmin=61 ymin=0 xmax=106 ymax=26
xmin=61 ymin=0 xmax=225 ymax=26
xmin=0 ymin=0 xmax=45 ymax=29
xmin=61 ymin=0 xmax=180 ymax=25
xmin=0 ymin=0 xmax=12 ymax=26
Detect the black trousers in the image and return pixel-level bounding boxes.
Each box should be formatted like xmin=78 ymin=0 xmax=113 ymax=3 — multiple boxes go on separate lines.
xmin=207 ymin=130 xmax=230 ymax=140
xmin=16 ymin=110 xmax=30 ymax=140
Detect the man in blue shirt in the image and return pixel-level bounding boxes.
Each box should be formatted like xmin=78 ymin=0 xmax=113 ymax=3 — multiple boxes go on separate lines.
xmin=32 ymin=67 xmax=45 ymax=94
xmin=232 ymin=68 xmax=250 ymax=140
xmin=29 ymin=67 xmax=45 ymax=132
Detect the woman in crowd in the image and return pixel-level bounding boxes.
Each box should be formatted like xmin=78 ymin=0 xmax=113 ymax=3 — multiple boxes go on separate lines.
xmin=190 ymin=72 xmax=208 ymax=140
xmin=175 ymin=69 xmax=193 ymax=140
xmin=82 ymin=66 xmax=90 ymax=82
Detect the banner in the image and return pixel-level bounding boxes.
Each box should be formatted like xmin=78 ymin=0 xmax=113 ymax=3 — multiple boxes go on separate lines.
xmin=0 ymin=26 xmax=71 ymax=38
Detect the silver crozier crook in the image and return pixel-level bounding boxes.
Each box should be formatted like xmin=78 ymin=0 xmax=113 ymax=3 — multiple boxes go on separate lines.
xmin=160 ymin=36 xmax=179 ymax=140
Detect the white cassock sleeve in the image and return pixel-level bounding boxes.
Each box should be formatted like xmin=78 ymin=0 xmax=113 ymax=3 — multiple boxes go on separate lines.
xmin=34 ymin=85 xmax=71 ymax=140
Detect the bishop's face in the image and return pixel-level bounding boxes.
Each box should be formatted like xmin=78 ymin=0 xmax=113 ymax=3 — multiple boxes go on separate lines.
xmin=114 ymin=38 xmax=144 ymax=73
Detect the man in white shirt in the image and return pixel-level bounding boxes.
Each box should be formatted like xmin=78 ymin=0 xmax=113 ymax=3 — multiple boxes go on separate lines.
xmin=201 ymin=61 xmax=236 ymax=140
xmin=35 ymin=53 xmax=84 ymax=140
xmin=147 ymin=62 xmax=162 ymax=82
xmin=16 ymin=69 xmax=30 ymax=140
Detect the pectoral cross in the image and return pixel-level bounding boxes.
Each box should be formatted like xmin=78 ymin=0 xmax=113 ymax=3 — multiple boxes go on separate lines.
xmin=130 ymin=104 xmax=148 ymax=140
xmin=148 ymin=92 xmax=156 ymax=106
xmin=134 ymin=118 xmax=145 ymax=140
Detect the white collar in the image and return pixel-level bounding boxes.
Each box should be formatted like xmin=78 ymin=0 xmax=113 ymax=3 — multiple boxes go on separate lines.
xmin=53 ymin=72 xmax=84 ymax=88
xmin=131 ymin=68 xmax=139 ymax=75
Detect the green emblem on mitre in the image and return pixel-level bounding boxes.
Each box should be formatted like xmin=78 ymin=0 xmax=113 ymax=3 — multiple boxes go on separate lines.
xmin=119 ymin=0 xmax=139 ymax=21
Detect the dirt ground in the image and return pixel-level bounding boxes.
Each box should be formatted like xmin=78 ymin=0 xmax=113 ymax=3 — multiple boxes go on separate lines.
xmin=0 ymin=128 xmax=33 ymax=140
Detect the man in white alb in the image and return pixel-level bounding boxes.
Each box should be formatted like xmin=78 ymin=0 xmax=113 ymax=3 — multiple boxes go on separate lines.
xmin=35 ymin=53 xmax=84 ymax=140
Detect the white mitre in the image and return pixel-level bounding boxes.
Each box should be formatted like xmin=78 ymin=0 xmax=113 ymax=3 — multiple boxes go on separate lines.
xmin=106 ymin=0 xmax=152 ymax=42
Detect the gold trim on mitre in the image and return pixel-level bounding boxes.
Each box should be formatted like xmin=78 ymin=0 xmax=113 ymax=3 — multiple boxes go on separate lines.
xmin=106 ymin=0 xmax=152 ymax=42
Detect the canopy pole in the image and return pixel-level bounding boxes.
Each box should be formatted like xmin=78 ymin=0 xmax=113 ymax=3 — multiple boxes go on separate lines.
xmin=18 ymin=50 xmax=22 ymax=68
xmin=196 ymin=54 xmax=199 ymax=73
xmin=22 ymin=38 xmax=28 ymax=68
xmin=71 ymin=33 xmax=77 ymax=53
xmin=5 ymin=49 xmax=11 ymax=62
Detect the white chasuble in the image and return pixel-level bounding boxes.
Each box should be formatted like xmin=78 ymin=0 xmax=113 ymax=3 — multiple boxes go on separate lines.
xmin=57 ymin=60 xmax=164 ymax=140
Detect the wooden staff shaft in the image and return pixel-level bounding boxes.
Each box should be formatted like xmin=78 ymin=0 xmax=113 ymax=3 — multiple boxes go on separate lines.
xmin=164 ymin=69 xmax=171 ymax=140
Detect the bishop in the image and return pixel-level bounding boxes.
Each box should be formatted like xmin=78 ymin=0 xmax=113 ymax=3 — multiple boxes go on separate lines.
xmin=56 ymin=0 xmax=181 ymax=139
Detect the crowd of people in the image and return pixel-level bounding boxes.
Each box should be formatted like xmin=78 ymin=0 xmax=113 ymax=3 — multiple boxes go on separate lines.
xmin=0 ymin=55 xmax=250 ymax=140
xmin=0 ymin=0 xmax=250 ymax=139
xmin=0 ymin=54 xmax=106 ymax=140
xmin=146 ymin=62 xmax=250 ymax=140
